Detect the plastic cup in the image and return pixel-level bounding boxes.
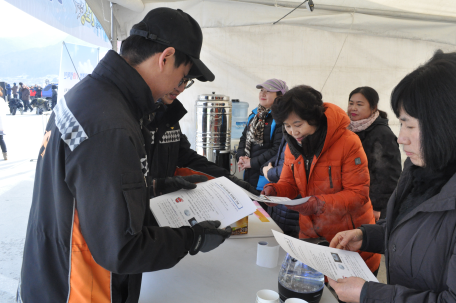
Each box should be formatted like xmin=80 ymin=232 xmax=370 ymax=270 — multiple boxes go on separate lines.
xmin=256 ymin=289 xmax=280 ymax=303
xmin=285 ymin=299 xmax=309 ymax=303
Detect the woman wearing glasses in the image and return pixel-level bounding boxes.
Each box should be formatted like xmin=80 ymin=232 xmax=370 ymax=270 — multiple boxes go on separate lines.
xmin=236 ymin=79 xmax=287 ymax=192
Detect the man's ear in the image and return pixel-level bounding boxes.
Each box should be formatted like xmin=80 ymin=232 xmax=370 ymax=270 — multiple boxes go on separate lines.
xmin=158 ymin=47 xmax=176 ymax=72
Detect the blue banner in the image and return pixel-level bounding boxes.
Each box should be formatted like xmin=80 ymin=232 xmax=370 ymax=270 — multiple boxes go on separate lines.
xmin=5 ymin=0 xmax=110 ymax=48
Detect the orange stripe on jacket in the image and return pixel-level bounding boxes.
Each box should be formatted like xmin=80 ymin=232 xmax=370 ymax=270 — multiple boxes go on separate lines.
xmin=68 ymin=209 xmax=111 ymax=303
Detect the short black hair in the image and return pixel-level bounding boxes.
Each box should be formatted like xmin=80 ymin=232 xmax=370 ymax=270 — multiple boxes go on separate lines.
xmin=349 ymin=86 xmax=387 ymax=119
xmin=271 ymin=85 xmax=325 ymax=126
xmin=391 ymin=50 xmax=456 ymax=171
xmin=120 ymin=22 xmax=192 ymax=68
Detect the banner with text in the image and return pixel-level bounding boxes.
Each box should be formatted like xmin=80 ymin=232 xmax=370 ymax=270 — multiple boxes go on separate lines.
xmin=58 ymin=42 xmax=99 ymax=99
xmin=5 ymin=0 xmax=110 ymax=48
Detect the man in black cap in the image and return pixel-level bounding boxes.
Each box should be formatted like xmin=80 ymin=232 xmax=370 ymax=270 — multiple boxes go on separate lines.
xmin=18 ymin=8 xmax=231 ymax=303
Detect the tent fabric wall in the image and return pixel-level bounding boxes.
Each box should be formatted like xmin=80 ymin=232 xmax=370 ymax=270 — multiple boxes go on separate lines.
xmin=87 ymin=0 xmax=456 ymax=155
xmin=111 ymin=0 xmax=456 ymax=46
xmin=170 ymin=23 xmax=454 ymax=152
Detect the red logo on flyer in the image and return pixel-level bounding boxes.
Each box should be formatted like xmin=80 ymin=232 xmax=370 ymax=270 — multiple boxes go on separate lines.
xmin=175 ymin=197 xmax=183 ymax=203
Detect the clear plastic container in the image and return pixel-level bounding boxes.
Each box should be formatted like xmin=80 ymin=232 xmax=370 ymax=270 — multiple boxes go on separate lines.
xmin=231 ymin=99 xmax=249 ymax=140
xmin=278 ymin=253 xmax=324 ymax=303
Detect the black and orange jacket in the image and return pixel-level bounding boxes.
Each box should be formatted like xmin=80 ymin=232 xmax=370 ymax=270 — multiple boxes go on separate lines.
xmin=18 ymin=51 xmax=194 ymax=303
xmin=268 ymin=103 xmax=381 ymax=273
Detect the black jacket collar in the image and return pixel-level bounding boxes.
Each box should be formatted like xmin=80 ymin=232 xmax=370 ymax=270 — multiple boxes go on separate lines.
xmin=92 ymin=50 xmax=156 ymax=124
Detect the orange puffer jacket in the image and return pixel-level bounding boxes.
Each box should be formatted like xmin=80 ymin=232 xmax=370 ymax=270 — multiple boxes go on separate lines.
xmin=268 ymin=103 xmax=381 ymax=273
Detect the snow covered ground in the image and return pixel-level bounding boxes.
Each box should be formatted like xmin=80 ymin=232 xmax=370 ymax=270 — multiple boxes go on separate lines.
xmin=0 ymin=110 xmax=46 ymax=303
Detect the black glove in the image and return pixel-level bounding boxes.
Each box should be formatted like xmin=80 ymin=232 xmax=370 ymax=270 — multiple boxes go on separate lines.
xmin=154 ymin=175 xmax=208 ymax=196
xmin=227 ymin=175 xmax=260 ymax=195
xmin=189 ymin=220 xmax=232 ymax=255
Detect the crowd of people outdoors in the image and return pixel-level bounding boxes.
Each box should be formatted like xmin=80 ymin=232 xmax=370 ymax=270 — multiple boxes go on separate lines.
xmin=0 ymin=82 xmax=58 ymax=115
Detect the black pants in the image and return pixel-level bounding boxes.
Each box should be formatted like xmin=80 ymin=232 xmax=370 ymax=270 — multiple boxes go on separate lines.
xmin=13 ymin=93 xmax=18 ymax=98
xmin=23 ymin=99 xmax=32 ymax=111
xmin=0 ymin=135 xmax=6 ymax=153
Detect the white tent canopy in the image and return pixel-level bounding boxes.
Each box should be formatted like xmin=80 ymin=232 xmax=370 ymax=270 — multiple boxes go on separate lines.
xmin=88 ymin=0 xmax=456 ymax=149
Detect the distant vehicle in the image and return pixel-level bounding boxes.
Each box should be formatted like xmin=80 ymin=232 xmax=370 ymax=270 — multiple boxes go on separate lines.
xmin=42 ymin=83 xmax=58 ymax=99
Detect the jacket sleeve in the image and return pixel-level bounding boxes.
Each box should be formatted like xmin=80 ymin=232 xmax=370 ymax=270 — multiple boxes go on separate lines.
xmin=250 ymin=124 xmax=283 ymax=170
xmin=367 ymin=127 xmax=402 ymax=212
xmin=236 ymin=121 xmax=248 ymax=161
xmin=65 ymin=129 xmax=193 ymax=275
xmin=361 ymin=246 xmax=456 ymax=303
xmin=269 ymin=145 xmax=300 ymax=198
xmin=315 ymin=134 xmax=371 ymax=218
xmin=177 ymin=132 xmax=229 ymax=177
xmin=360 ymin=222 xmax=386 ymax=254
xmin=260 ymin=154 xmax=277 ymax=174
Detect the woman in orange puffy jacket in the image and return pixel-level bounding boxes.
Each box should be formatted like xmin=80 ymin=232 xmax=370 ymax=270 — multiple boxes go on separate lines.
xmin=262 ymin=85 xmax=380 ymax=274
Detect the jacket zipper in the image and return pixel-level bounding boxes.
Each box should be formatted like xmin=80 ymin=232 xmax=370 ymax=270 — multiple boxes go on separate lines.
xmin=328 ymin=166 xmax=333 ymax=188
xmin=291 ymin=163 xmax=294 ymax=176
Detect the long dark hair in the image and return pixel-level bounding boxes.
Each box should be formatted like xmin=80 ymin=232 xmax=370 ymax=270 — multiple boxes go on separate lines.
xmin=391 ymin=50 xmax=456 ymax=171
xmin=349 ymin=86 xmax=387 ymax=119
xmin=271 ymin=85 xmax=325 ymax=126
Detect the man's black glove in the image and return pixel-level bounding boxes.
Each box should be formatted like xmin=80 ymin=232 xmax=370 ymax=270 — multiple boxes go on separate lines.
xmin=227 ymin=175 xmax=260 ymax=195
xmin=189 ymin=220 xmax=232 ymax=255
xmin=154 ymin=175 xmax=208 ymax=196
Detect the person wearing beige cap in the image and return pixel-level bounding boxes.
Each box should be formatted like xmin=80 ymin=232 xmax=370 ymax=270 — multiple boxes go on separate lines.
xmin=236 ymin=78 xmax=288 ymax=196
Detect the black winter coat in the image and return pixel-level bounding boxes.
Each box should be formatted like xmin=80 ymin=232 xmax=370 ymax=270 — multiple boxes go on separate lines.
xmin=18 ymin=51 xmax=194 ymax=303
xmin=147 ymin=99 xmax=230 ymax=181
xmin=354 ymin=116 xmax=401 ymax=218
xmin=360 ymin=159 xmax=456 ymax=303
xmin=236 ymin=108 xmax=283 ymax=188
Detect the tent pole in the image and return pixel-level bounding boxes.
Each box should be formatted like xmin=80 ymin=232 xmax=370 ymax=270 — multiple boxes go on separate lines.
xmin=110 ymin=2 xmax=117 ymax=52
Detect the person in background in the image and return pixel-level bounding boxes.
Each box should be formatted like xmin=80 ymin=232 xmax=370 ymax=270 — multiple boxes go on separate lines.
xmin=347 ymin=87 xmax=402 ymax=221
xmin=35 ymin=85 xmax=42 ymax=98
xmin=146 ymin=79 xmax=259 ymax=198
xmin=51 ymin=84 xmax=58 ymax=109
xmin=260 ymin=136 xmax=300 ymax=237
xmin=30 ymin=85 xmax=36 ymax=99
xmin=12 ymin=83 xmax=18 ymax=99
xmin=236 ymin=79 xmax=286 ymax=193
xmin=6 ymin=83 xmax=11 ymax=101
xmin=18 ymin=82 xmax=23 ymax=100
xmin=262 ymin=85 xmax=381 ymax=275
xmin=21 ymin=85 xmax=32 ymax=112
xmin=0 ymin=87 xmax=7 ymax=160
xmin=329 ymin=50 xmax=456 ymax=303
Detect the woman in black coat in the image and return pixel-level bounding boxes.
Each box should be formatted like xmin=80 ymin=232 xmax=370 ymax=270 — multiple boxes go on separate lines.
xmin=237 ymin=79 xmax=286 ymax=190
xmin=329 ymin=50 xmax=456 ymax=303
xmin=347 ymin=87 xmax=401 ymax=220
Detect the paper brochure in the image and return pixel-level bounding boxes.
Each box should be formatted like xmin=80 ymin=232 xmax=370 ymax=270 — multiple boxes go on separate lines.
xmin=242 ymin=189 xmax=311 ymax=206
xmin=150 ymin=177 xmax=257 ymax=228
xmin=272 ymin=230 xmax=378 ymax=282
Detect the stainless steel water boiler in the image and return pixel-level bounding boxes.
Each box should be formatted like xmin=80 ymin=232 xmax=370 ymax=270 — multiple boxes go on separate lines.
xmin=195 ymin=93 xmax=232 ymax=163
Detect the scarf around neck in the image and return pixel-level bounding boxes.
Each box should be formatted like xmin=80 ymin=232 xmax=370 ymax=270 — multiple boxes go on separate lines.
xmin=348 ymin=110 xmax=379 ymax=132
xmin=245 ymin=105 xmax=269 ymax=157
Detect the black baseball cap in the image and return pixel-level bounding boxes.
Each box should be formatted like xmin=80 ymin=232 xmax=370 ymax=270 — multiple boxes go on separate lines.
xmin=130 ymin=8 xmax=214 ymax=82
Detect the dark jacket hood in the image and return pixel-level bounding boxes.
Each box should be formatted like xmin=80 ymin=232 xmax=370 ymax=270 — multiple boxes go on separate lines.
xmin=92 ymin=50 xmax=156 ymax=123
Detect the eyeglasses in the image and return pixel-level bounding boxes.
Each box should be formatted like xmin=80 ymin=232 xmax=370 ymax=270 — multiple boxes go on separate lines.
xmin=178 ymin=77 xmax=195 ymax=89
